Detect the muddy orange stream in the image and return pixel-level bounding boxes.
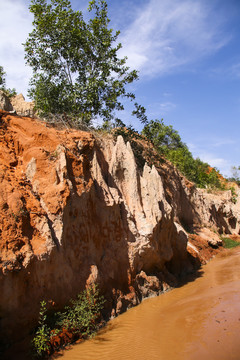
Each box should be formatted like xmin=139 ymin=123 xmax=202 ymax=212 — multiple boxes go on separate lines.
xmin=62 ymin=248 xmax=240 ymax=360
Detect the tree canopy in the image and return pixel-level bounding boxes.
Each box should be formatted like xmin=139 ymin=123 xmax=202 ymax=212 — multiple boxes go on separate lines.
xmin=142 ymin=119 xmax=222 ymax=189
xmin=24 ymin=0 xmax=139 ymax=126
xmin=0 ymin=66 xmax=6 ymax=88
xmin=0 ymin=66 xmax=16 ymax=97
xmin=23 ymin=1 xmax=226 ymax=189
xmin=228 ymin=166 xmax=240 ymax=185
xmin=142 ymin=119 xmax=186 ymax=154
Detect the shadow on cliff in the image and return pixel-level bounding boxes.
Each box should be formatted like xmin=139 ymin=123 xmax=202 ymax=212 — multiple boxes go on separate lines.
xmin=59 ymin=145 xmax=135 ymax=316
xmin=209 ymin=204 xmax=232 ymax=234
xmin=157 ymin=163 xmax=199 ymax=232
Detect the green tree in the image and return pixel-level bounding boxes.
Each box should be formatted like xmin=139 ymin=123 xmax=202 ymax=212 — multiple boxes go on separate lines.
xmin=142 ymin=119 xmax=186 ymax=155
xmin=142 ymin=119 xmax=222 ymax=188
xmin=0 ymin=66 xmax=17 ymax=97
xmin=228 ymin=166 xmax=240 ymax=185
xmin=0 ymin=66 xmax=6 ymax=88
xmin=24 ymin=0 xmax=138 ymax=126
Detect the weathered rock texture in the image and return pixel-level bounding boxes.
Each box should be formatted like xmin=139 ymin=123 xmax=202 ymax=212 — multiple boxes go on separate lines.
xmin=0 ymin=110 xmax=239 ymax=357
xmin=0 ymin=92 xmax=35 ymax=117
xmin=0 ymin=91 xmax=13 ymax=112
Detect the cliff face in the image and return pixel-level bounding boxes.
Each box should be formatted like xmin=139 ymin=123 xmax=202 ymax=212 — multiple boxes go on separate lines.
xmin=0 ymin=110 xmax=239 ymax=353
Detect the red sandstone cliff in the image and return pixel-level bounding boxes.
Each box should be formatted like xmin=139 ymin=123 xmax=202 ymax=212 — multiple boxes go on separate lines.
xmin=0 ymin=110 xmax=239 ymax=357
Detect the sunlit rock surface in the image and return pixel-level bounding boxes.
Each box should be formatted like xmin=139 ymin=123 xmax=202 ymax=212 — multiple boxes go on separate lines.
xmin=0 ymin=110 xmax=239 ymax=354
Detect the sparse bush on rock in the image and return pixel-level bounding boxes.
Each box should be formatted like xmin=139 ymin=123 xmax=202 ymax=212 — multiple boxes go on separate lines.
xmin=32 ymin=285 xmax=105 ymax=358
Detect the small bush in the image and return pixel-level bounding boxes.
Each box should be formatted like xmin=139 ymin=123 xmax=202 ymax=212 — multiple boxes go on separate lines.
xmin=142 ymin=119 xmax=225 ymax=189
xmin=222 ymin=237 xmax=240 ymax=249
xmin=32 ymin=301 xmax=50 ymax=358
xmin=55 ymin=285 xmax=105 ymax=337
xmin=230 ymin=187 xmax=238 ymax=204
xmin=32 ymin=285 xmax=105 ymax=358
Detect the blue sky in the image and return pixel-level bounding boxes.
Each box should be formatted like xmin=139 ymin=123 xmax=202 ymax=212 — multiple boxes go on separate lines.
xmin=0 ymin=0 xmax=240 ymax=177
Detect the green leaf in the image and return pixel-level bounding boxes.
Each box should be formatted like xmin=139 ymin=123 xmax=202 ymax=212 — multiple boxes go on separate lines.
xmin=24 ymin=0 xmax=139 ymax=127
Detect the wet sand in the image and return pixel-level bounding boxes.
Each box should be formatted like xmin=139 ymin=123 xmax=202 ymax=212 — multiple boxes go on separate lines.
xmin=61 ymin=248 xmax=240 ymax=360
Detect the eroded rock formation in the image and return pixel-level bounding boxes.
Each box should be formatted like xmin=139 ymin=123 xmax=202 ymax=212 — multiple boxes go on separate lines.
xmin=0 ymin=110 xmax=239 ymax=357
xmin=0 ymin=92 xmax=35 ymax=117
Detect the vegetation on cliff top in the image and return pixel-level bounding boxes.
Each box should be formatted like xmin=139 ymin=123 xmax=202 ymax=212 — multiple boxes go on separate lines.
xmin=228 ymin=166 xmax=240 ymax=186
xmin=0 ymin=65 xmax=17 ymax=98
xmin=142 ymin=119 xmax=224 ymax=189
xmin=22 ymin=0 xmax=229 ymax=190
xmin=0 ymin=66 xmax=5 ymax=87
xmin=0 ymin=1 xmax=235 ymax=191
xmin=24 ymin=0 xmax=145 ymax=127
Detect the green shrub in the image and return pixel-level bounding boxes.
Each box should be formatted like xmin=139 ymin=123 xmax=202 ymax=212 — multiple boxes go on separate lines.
xmin=230 ymin=187 xmax=237 ymax=204
xmin=0 ymin=66 xmax=6 ymax=88
xmin=32 ymin=301 xmax=50 ymax=358
xmin=142 ymin=119 xmax=224 ymax=189
xmin=0 ymin=65 xmax=17 ymax=97
xmin=32 ymin=285 xmax=105 ymax=358
xmin=222 ymin=237 xmax=240 ymax=249
xmin=228 ymin=166 xmax=240 ymax=185
xmin=56 ymin=285 xmax=105 ymax=337
xmin=2 ymin=87 xmax=17 ymax=98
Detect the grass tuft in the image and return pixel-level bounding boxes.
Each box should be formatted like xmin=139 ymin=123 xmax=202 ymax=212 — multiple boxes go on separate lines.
xmin=222 ymin=237 xmax=240 ymax=249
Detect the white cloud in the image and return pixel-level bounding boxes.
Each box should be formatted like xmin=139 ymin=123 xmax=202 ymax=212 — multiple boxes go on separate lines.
xmin=163 ymin=92 xmax=172 ymax=97
xmin=200 ymin=154 xmax=227 ymax=168
xmin=147 ymin=100 xmax=176 ymax=118
xmin=210 ymin=61 xmax=240 ymax=80
xmin=191 ymin=149 xmax=230 ymax=175
xmin=0 ymin=0 xmax=33 ymax=97
xmin=211 ymin=139 xmax=236 ymax=147
xmin=187 ymin=142 xmax=197 ymax=151
xmin=230 ymin=63 xmax=240 ymax=78
xmin=190 ymin=136 xmax=236 ymax=150
xmin=188 ymin=144 xmax=233 ymax=177
xmin=187 ymin=135 xmax=237 ymax=176
xmin=119 ymin=0 xmax=229 ymax=77
xmin=0 ymin=0 xmax=231 ymax=97
xmin=201 ymin=154 xmax=233 ymax=177
xmin=159 ymin=102 xmax=176 ymax=111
